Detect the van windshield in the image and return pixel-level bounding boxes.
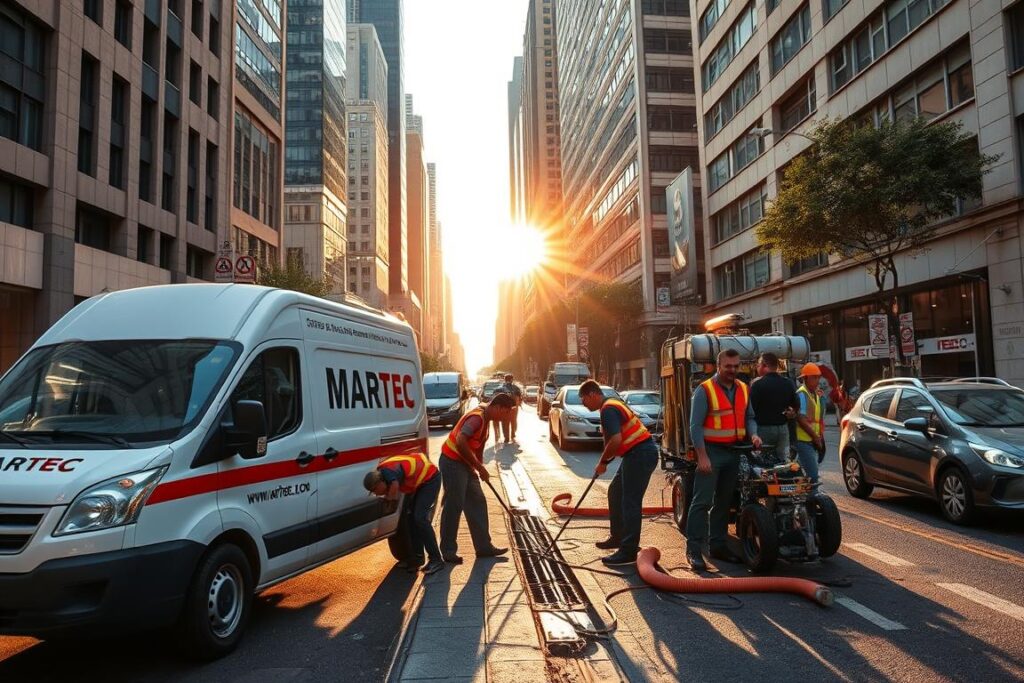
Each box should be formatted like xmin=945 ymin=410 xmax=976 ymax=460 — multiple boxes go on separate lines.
xmin=553 ymin=373 xmax=588 ymax=386
xmin=425 ymin=382 xmax=459 ymax=399
xmin=0 ymin=340 xmax=238 ymax=446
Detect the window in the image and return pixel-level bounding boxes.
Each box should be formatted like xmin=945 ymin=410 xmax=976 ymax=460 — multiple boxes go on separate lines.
xmin=205 ymin=141 xmax=217 ymax=231
xmin=139 ymin=96 xmax=155 ymax=202
xmin=233 ymin=108 xmax=280 ymax=228
xmin=779 ymin=77 xmax=816 ymax=132
xmin=0 ymin=5 xmax=45 ymax=151
xmin=703 ymin=3 xmax=756 ymax=88
xmin=207 ymin=77 xmax=219 ymax=120
xmin=109 ymin=77 xmax=128 ymax=189
xmin=866 ymin=389 xmax=897 ymax=418
xmin=75 ymin=203 xmax=114 ymax=252
xmin=84 ymin=0 xmax=102 ymax=25
xmin=641 ymin=0 xmax=689 ymax=16
xmin=186 ymin=129 xmax=199 ymax=223
xmin=115 ymin=0 xmax=132 ymax=47
xmin=767 ymin=0 xmax=780 ymax=14
xmin=0 ymin=176 xmax=34 ymax=228
xmin=191 ymin=0 xmax=203 ymax=37
xmin=894 ymin=390 xmax=932 ymax=423
xmin=824 ymin=0 xmax=848 ymax=20
xmin=649 ymin=146 xmax=700 ymax=172
xmin=78 ymin=53 xmax=99 ymax=176
xmin=1011 ymin=2 xmax=1024 ymax=71
xmin=864 ymin=42 xmax=973 ymax=125
xmin=707 ymin=152 xmax=731 ymax=193
xmin=705 ymin=60 xmax=760 ymax=140
xmin=645 ymin=67 xmax=694 ymax=93
xmin=788 ymin=252 xmax=829 ymax=277
xmin=644 ymin=28 xmax=691 ymax=54
xmin=185 ymin=246 xmax=207 ymax=278
xmin=159 ymin=233 xmax=174 ymax=269
xmin=714 ymin=250 xmax=770 ymax=300
xmin=137 ymin=225 xmax=153 ymax=263
xmin=699 ymin=0 xmax=730 ymax=44
xmin=712 ymin=184 xmax=767 ymax=244
xmin=648 ymin=106 xmax=696 ymax=131
xmin=165 ymin=39 xmax=181 ymax=88
xmin=189 ymin=61 xmax=202 ymax=105
xmin=209 ymin=15 xmax=220 ymax=56
xmin=770 ymin=4 xmax=811 ymax=75
xmin=732 ymin=127 xmax=763 ymax=171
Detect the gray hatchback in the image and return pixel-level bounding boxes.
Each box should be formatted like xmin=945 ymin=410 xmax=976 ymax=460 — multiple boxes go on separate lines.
xmin=839 ymin=377 xmax=1024 ymax=524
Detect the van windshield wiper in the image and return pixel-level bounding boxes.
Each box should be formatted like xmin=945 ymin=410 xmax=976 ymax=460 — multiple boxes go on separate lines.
xmin=0 ymin=431 xmax=28 ymax=447
xmin=10 ymin=429 xmax=132 ymax=447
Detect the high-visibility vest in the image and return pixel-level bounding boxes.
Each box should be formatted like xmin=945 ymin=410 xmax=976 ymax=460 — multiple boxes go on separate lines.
xmin=796 ymin=385 xmax=823 ymax=442
xmin=701 ymin=378 xmax=749 ymax=444
xmin=379 ymin=453 xmax=439 ymax=494
xmin=441 ymin=407 xmax=488 ymax=461
xmin=602 ymin=398 xmax=653 ymax=457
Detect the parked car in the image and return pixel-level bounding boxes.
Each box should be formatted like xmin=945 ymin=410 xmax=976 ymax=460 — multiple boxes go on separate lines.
xmin=480 ymin=379 xmax=504 ymax=404
xmin=839 ymin=377 xmax=1024 ymax=524
xmin=539 ymin=362 xmax=592 ymax=418
xmin=524 ymin=385 xmax=539 ymax=405
xmin=620 ymin=390 xmax=663 ymax=435
xmin=548 ymin=384 xmax=621 ymax=450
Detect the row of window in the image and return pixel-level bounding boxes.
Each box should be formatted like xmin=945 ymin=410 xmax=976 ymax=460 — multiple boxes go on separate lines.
xmin=233 ymin=108 xmax=279 ymax=229
xmin=769 ymin=4 xmax=811 ymax=75
xmin=705 ymin=60 xmax=759 ymax=140
xmin=235 ymin=22 xmax=281 ymax=120
xmin=702 ymin=2 xmax=755 ymax=89
xmin=593 ymin=157 xmax=638 ymax=226
xmin=699 ymin=0 xmax=730 ymax=44
xmin=712 ymin=184 xmax=767 ymax=245
xmin=643 ymin=28 xmax=691 ymax=55
xmin=641 ymin=0 xmax=689 ymax=17
xmin=707 ymin=127 xmax=763 ymax=193
xmin=714 ymin=249 xmax=770 ymax=301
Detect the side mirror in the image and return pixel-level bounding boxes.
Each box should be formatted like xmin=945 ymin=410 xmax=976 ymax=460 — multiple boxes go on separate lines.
xmin=225 ymin=400 xmax=269 ymax=459
xmin=903 ymin=417 xmax=931 ymax=437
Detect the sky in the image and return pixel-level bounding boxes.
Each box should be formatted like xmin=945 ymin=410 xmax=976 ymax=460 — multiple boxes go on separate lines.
xmin=404 ymin=0 xmax=531 ymax=376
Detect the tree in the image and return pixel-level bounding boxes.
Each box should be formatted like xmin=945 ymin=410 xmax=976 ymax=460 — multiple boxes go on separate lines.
xmin=421 ymin=352 xmax=454 ymax=374
xmin=257 ymin=254 xmax=334 ymax=298
xmin=757 ymin=117 xmax=996 ymax=366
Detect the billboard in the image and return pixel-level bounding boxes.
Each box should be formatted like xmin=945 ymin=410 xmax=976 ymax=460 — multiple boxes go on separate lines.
xmin=666 ymin=167 xmax=698 ymax=297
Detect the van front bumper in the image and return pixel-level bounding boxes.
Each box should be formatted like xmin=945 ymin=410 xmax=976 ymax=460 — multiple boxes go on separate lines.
xmin=0 ymin=539 xmax=205 ymax=637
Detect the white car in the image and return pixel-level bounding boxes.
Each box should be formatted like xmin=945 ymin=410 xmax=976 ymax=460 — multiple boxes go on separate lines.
xmin=620 ymin=390 xmax=664 ymax=434
xmin=548 ymin=384 xmax=621 ymax=450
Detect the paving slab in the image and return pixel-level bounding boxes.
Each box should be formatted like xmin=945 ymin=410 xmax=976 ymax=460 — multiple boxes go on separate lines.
xmin=416 ymin=605 xmax=485 ymax=630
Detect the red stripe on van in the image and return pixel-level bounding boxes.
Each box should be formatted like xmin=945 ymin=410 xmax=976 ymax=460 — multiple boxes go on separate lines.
xmin=147 ymin=437 xmax=429 ymax=505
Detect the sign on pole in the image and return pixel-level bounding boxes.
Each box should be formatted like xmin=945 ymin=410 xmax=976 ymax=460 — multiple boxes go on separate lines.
xmin=215 ymin=241 xmax=234 ymax=283
xmin=577 ymin=327 xmax=590 ymax=363
xmin=868 ymin=314 xmax=890 ymax=358
xmin=234 ymin=254 xmax=256 ymax=284
xmin=566 ymin=323 xmax=578 ymax=359
xmin=666 ymin=168 xmax=698 ymax=297
xmin=899 ymin=312 xmax=917 ymax=357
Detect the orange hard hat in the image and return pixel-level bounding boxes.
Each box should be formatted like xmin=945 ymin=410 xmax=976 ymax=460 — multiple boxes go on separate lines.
xmin=799 ymin=362 xmax=822 ymax=378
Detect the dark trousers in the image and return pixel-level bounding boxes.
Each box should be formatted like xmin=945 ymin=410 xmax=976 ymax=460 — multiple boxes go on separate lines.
xmin=501 ymin=406 xmax=519 ymax=441
xmin=439 ymin=456 xmax=493 ymax=556
xmin=685 ymin=444 xmax=739 ymax=552
xmin=606 ymin=441 xmax=659 ymax=555
xmin=408 ymin=474 xmax=442 ymax=563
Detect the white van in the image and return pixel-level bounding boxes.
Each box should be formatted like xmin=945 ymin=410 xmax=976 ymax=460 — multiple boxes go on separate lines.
xmin=423 ymin=371 xmax=467 ymax=428
xmin=0 ymin=284 xmax=426 ymax=658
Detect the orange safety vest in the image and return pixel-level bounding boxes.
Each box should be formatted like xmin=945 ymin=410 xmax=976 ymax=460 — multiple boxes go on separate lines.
xmin=701 ymin=378 xmax=749 ymax=444
xmin=601 ymin=398 xmax=653 ymax=457
xmin=379 ymin=453 xmax=439 ymax=494
xmin=441 ymin=407 xmax=488 ymax=461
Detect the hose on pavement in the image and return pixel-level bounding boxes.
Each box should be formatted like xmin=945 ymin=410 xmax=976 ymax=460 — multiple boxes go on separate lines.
xmin=551 ymin=491 xmax=673 ymax=517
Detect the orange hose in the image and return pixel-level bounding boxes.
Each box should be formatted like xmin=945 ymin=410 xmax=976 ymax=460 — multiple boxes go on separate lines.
xmin=637 ymin=547 xmax=834 ymax=606
xmin=552 ymin=492 xmax=673 ymax=517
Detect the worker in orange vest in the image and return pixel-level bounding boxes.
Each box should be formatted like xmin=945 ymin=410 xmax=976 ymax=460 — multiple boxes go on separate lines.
xmin=794 ymin=363 xmax=826 ymax=483
xmin=583 ymin=380 xmax=660 ymax=567
xmin=438 ymin=393 xmax=514 ymax=564
xmin=365 ymin=452 xmax=444 ymax=574
xmin=686 ymin=348 xmax=762 ymax=572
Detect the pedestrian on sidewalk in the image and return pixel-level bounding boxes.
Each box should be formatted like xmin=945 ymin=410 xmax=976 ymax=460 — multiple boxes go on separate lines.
xmin=750 ymin=352 xmax=798 ymax=462
xmin=494 ymin=374 xmax=523 ymax=444
xmin=794 ymin=363 xmax=826 ymax=483
xmin=583 ymin=380 xmax=659 ymax=567
xmin=686 ymin=349 xmax=762 ymax=572
xmin=364 ymin=453 xmax=445 ymax=575
xmin=438 ymin=395 xmax=513 ymax=564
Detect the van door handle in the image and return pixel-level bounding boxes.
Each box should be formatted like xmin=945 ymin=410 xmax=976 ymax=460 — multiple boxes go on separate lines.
xmin=885 ymin=430 xmax=899 ymax=440
xmin=323 ymin=448 xmax=339 ymax=462
xmin=296 ymin=451 xmax=315 ymax=467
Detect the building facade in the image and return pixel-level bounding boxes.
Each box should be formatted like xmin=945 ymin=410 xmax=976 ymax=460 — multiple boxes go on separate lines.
xmin=405 ymin=95 xmax=429 ymax=350
xmin=427 ymin=162 xmax=447 ymax=356
xmin=283 ymin=0 xmax=347 ymax=294
xmin=693 ymin=0 xmax=1024 ymax=388
xmin=555 ymin=0 xmax=699 ymax=386
xmin=344 ymin=22 xmax=389 ymax=308
xmin=0 ymin=0 xmax=283 ymax=373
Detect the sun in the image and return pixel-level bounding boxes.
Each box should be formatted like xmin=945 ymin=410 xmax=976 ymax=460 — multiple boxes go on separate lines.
xmin=493 ymin=224 xmax=548 ymax=280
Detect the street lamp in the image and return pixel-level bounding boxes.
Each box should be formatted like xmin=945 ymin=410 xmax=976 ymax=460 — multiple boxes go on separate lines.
xmin=747 ymin=127 xmax=815 ymax=143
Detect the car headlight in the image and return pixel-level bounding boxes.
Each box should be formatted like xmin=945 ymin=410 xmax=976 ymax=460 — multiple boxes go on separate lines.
xmin=970 ymin=443 xmax=1024 ymax=469
xmin=566 ymin=414 xmax=587 ymax=424
xmin=449 ymin=401 xmax=461 ymax=412
xmin=54 ymin=467 xmax=167 ymax=536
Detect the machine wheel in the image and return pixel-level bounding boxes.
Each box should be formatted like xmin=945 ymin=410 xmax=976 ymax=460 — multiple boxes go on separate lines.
xmin=738 ymin=504 xmax=778 ymax=574
xmin=388 ymin=499 xmax=414 ymax=562
xmin=811 ymin=494 xmax=842 ymax=558
xmin=177 ymin=543 xmax=254 ymax=660
xmin=938 ymin=466 xmax=976 ymax=525
xmin=842 ymin=450 xmax=874 ymax=499
xmin=671 ymin=475 xmax=691 ymax=534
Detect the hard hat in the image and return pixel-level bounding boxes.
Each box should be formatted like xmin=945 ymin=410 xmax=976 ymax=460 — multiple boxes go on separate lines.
xmin=799 ymin=362 xmax=822 ymax=378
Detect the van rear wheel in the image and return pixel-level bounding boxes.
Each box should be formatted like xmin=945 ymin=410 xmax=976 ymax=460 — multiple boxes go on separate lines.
xmin=178 ymin=543 xmax=253 ymax=660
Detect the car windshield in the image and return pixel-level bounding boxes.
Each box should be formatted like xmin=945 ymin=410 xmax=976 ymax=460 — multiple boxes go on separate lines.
xmin=626 ymin=393 xmax=661 ymax=406
xmin=425 ymin=382 xmax=459 ymax=399
xmin=483 ymin=381 xmax=502 ymax=393
xmin=0 ymin=340 xmax=238 ymax=446
xmin=564 ymin=387 xmax=619 ymax=406
xmin=932 ymin=389 xmax=1024 ymax=427
xmin=554 ymin=373 xmax=588 ymax=386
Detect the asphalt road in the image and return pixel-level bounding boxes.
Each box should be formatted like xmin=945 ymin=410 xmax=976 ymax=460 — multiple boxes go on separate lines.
xmin=0 ymin=430 xmax=452 ymax=683
xmin=512 ymin=404 xmax=1024 ymax=682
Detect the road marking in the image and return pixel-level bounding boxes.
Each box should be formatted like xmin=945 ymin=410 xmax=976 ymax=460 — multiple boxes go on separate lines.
xmin=835 ymin=502 xmax=1024 ymax=569
xmin=835 ymin=596 xmax=908 ymax=631
xmin=936 ymin=583 xmax=1024 ymax=623
xmin=843 ymin=542 xmax=915 ymax=567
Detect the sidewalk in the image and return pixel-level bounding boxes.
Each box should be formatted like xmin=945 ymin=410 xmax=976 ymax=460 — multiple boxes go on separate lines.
xmin=387 ymin=447 xmax=548 ymax=683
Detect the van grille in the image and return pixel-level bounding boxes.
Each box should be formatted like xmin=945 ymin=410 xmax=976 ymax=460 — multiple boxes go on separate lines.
xmin=0 ymin=506 xmax=47 ymax=554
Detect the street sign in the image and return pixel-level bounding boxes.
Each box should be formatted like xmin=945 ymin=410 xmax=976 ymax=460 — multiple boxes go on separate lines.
xmin=899 ymin=312 xmax=917 ymax=357
xmin=868 ymin=314 xmax=889 ymax=358
xmin=577 ymin=327 xmax=590 ymax=363
xmin=234 ymin=255 xmax=256 ymax=284
xmin=215 ymin=241 xmax=234 ymax=283
xmin=566 ymin=323 xmax=577 ymax=358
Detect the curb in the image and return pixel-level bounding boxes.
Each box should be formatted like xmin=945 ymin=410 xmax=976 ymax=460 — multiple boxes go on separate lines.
xmin=382 ymin=573 xmax=426 ymax=683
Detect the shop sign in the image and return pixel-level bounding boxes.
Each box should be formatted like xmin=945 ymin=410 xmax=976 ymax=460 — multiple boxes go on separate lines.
xmin=918 ymin=334 xmax=976 ymax=356
xmin=845 ymin=344 xmax=894 ymax=362
xmin=808 ymin=351 xmax=832 ymax=366
xmin=899 ymin=313 xmax=917 ymax=357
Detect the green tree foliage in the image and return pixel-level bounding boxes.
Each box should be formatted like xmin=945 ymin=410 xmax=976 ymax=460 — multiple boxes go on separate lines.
xmin=758 ymin=117 xmax=995 ymax=363
xmin=421 ymin=352 xmax=454 ymax=374
xmin=256 ymin=254 xmax=334 ymax=298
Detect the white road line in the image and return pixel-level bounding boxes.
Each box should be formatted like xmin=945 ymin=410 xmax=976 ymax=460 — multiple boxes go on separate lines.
xmin=936 ymin=583 xmax=1024 ymax=623
xmin=844 ymin=542 xmax=916 ymax=567
xmin=835 ymin=596 xmax=909 ymax=631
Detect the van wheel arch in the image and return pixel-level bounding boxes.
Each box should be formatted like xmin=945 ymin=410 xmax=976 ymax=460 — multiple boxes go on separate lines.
xmin=210 ymin=528 xmax=262 ymax=584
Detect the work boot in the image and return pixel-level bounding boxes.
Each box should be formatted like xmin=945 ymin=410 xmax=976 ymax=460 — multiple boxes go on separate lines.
xmin=600 ymin=550 xmax=637 ymax=567
xmin=595 ymin=536 xmax=621 ymax=550
xmin=476 ymin=546 xmax=509 ymax=558
xmin=443 ymin=554 xmax=464 ymax=565
xmin=687 ymin=548 xmax=707 ymax=572
xmin=709 ymin=547 xmax=743 ymax=564
xmin=421 ymin=559 xmax=445 ymax=575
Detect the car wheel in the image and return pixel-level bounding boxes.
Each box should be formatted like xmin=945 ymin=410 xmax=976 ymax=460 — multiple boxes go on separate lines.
xmin=810 ymin=494 xmax=842 ymax=558
xmin=938 ymin=467 xmax=976 ymax=525
xmin=548 ymin=420 xmax=556 ymax=444
xmin=842 ymin=450 xmax=874 ymax=499
xmin=738 ymin=504 xmax=778 ymax=574
xmin=177 ymin=543 xmax=254 ymax=660
xmin=557 ymin=424 xmax=570 ymax=451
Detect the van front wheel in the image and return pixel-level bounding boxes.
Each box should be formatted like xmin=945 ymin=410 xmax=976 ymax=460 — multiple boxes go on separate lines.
xmin=178 ymin=543 xmax=253 ymax=660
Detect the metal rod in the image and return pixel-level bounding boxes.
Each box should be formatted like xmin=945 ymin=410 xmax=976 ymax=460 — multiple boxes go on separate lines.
xmin=544 ymin=471 xmax=600 ymax=556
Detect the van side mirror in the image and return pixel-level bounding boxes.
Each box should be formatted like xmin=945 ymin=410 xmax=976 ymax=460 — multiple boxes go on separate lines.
xmin=225 ymin=400 xmax=269 ymax=459
xmin=903 ymin=417 xmax=930 ymax=437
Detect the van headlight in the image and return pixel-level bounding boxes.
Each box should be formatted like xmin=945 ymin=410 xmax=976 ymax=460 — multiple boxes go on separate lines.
xmin=970 ymin=443 xmax=1024 ymax=469
xmin=54 ymin=467 xmax=167 ymax=536
xmin=449 ymin=401 xmax=461 ymax=412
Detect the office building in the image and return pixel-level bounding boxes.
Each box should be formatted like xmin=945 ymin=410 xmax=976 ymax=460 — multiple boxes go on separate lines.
xmin=555 ymin=0 xmax=699 ymax=386
xmin=693 ymin=0 xmax=1024 ymax=387
xmin=427 ymin=163 xmax=447 ymax=355
xmin=405 ymin=95 xmax=429 ymax=349
xmin=0 ymin=0 xmax=285 ymax=372
xmin=344 ymin=23 xmax=390 ymax=308
xmin=283 ymin=0 xmax=347 ymax=294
